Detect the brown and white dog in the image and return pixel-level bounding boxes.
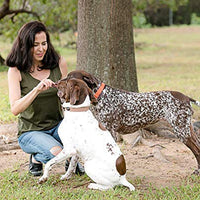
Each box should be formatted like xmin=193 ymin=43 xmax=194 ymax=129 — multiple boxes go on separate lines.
xmin=66 ymin=70 xmax=200 ymax=174
xmin=38 ymin=78 xmax=135 ymax=191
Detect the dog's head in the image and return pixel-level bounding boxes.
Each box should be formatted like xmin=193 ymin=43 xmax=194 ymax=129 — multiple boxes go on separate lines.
xmin=66 ymin=70 xmax=100 ymax=90
xmin=55 ymin=78 xmax=97 ymax=106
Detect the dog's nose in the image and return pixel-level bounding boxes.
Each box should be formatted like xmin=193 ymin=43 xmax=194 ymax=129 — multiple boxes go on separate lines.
xmin=57 ymin=91 xmax=64 ymax=98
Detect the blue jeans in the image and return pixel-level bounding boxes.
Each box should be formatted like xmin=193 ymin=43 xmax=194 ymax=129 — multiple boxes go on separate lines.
xmin=18 ymin=122 xmax=63 ymax=164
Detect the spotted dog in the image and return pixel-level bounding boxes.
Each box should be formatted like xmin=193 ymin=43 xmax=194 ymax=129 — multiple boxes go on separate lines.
xmin=66 ymin=70 xmax=200 ymax=174
xmin=38 ymin=78 xmax=135 ymax=191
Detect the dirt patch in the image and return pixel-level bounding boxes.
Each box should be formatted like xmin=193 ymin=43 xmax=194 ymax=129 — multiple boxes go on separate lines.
xmin=0 ymin=124 xmax=197 ymax=189
xmin=0 ymin=149 xmax=29 ymax=172
xmin=122 ymin=134 xmax=196 ymax=188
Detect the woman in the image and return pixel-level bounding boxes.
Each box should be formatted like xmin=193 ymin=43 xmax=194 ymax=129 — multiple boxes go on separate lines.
xmin=6 ymin=21 xmax=84 ymax=176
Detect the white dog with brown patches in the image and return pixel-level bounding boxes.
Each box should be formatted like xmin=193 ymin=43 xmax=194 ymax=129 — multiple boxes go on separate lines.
xmin=38 ymin=78 xmax=135 ymax=191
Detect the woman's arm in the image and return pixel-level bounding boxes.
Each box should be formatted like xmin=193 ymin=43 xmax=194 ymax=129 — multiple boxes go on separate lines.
xmin=59 ymin=56 xmax=68 ymax=79
xmin=8 ymin=67 xmax=54 ymax=116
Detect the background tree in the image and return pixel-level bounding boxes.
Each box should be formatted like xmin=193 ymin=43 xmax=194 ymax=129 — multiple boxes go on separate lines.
xmin=77 ymin=0 xmax=138 ymax=92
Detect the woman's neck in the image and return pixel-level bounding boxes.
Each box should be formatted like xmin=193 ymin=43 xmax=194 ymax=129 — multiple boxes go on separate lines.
xmin=31 ymin=62 xmax=43 ymax=72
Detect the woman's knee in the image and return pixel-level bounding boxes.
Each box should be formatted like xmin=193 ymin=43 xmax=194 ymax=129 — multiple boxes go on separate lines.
xmin=34 ymin=146 xmax=63 ymax=164
xmin=50 ymin=146 xmax=63 ymax=156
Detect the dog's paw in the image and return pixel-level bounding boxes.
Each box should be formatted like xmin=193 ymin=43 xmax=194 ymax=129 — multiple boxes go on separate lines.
xmin=88 ymin=183 xmax=113 ymax=191
xmin=60 ymin=173 xmax=72 ymax=181
xmin=38 ymin=176 xmax=48 ymax=184
xmin=60 ymin=175 xmax=67 ymax=181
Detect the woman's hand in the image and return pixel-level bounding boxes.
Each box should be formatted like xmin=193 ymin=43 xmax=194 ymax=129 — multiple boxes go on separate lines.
xmin=35 ymin=79 xmax=55 ymax=92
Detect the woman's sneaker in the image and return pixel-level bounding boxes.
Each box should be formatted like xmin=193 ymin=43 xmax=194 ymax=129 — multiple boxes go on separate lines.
xmin=75 ymin=162 xmax=85 ymax=175
xmin=29 ymin=155 xmax=43 ymax=176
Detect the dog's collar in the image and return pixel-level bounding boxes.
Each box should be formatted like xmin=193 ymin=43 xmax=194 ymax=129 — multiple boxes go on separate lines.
xmin=94 ymin=83 xmax=105 ymax=99
xmin=63 ymin=106 xmax=90 ymax=112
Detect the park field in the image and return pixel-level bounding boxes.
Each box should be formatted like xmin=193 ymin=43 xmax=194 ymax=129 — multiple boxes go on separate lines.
xmin=1 ymin=26 xmax=200 ymax=200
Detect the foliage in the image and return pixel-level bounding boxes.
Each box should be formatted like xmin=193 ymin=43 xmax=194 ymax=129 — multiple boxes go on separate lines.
xmin=131 ymin=0 xmax=189 ymax=27
xmin=132 ymin=13 xmax=151 ymax=28
xmin=0 ymin=0 xmax=78 ymax=41
xmin=132 ymin=0 xmax=189 ymax=14
xmin=191 ymin=13 xmax=200 ymax=25
xmin=40 ymin=0 xmax=78 ymax=32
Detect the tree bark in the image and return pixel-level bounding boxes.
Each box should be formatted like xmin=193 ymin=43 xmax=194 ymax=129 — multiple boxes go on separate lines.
xmin=77 ymin=0 xmax=138 ymax=92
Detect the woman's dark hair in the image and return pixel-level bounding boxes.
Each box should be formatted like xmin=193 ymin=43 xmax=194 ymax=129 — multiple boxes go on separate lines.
xmin=6 ymin=21 xmax=60 ymax=72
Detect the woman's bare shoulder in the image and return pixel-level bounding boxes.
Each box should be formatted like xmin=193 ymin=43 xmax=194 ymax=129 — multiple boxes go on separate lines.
xmin=8 ymin=67 xmax=22 ymax=81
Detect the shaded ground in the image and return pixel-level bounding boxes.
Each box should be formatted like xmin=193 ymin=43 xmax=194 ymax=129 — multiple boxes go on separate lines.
xmin=0 ymin=124 xmax=197 ymax=189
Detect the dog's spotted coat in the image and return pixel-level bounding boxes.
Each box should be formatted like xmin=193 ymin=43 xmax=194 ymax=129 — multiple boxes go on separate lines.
xmin=93 ymin=87 xmax=193 ymax=142
xmin=67 ymin=70 xmax=200 ymax=172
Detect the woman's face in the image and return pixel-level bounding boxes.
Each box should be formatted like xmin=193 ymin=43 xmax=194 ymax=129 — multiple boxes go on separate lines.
xmin=32 ymin=31 xmax=48 ymax=65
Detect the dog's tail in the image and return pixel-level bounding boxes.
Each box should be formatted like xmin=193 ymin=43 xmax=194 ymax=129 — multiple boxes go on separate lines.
xmin=190 ymin=98 xmax=200 ymax=107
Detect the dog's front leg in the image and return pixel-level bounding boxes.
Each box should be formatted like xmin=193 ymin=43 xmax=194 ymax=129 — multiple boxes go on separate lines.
xmin=60 ymin=155 xmax=79 ymax=180
xmin=38 ymin=149 xmax=68 ymax=184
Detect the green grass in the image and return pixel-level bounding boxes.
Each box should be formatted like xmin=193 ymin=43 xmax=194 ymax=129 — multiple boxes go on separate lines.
xmin=0 ymin=170 xmax=141 ymax=200
xmin=1 ymin=170 xmax=200 ymax=200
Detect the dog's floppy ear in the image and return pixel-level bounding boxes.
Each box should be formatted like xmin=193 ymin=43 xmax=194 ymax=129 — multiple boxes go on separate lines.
xmin=63 ymin=80 xmax=71 ymax=103
xmin=70 ymin=85 xmax=80 ymax=105
xmin=81 ymin=71 xmax=99 ymax=88
xmin=83 ymin=75 xmax=96 ymax=85
xmin=65 ymin=89 xmax=70 ymax=103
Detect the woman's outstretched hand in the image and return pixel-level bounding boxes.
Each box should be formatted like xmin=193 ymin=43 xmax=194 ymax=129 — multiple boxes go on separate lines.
xmin=35 ymin=79 xmax=55 ymax=92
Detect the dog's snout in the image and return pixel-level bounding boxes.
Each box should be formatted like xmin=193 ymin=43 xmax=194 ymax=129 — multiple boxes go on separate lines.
xmin=57 ymin=90 xmax=64 ymax=98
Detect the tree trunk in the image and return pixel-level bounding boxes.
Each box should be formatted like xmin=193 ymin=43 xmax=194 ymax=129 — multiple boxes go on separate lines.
xmin=77 ymin=0 xmax=138 ymax=92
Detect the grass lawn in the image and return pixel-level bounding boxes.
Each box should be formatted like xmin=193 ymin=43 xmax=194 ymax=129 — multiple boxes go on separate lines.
xmin=1 ymin=26 xmax=200 ymax=199
xmin=1 ymin=169 xmax=200 ymax=200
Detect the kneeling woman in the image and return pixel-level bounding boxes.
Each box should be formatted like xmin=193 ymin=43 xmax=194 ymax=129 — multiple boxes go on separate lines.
xmin=6 ymin=21 xmax=84 ymax=176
